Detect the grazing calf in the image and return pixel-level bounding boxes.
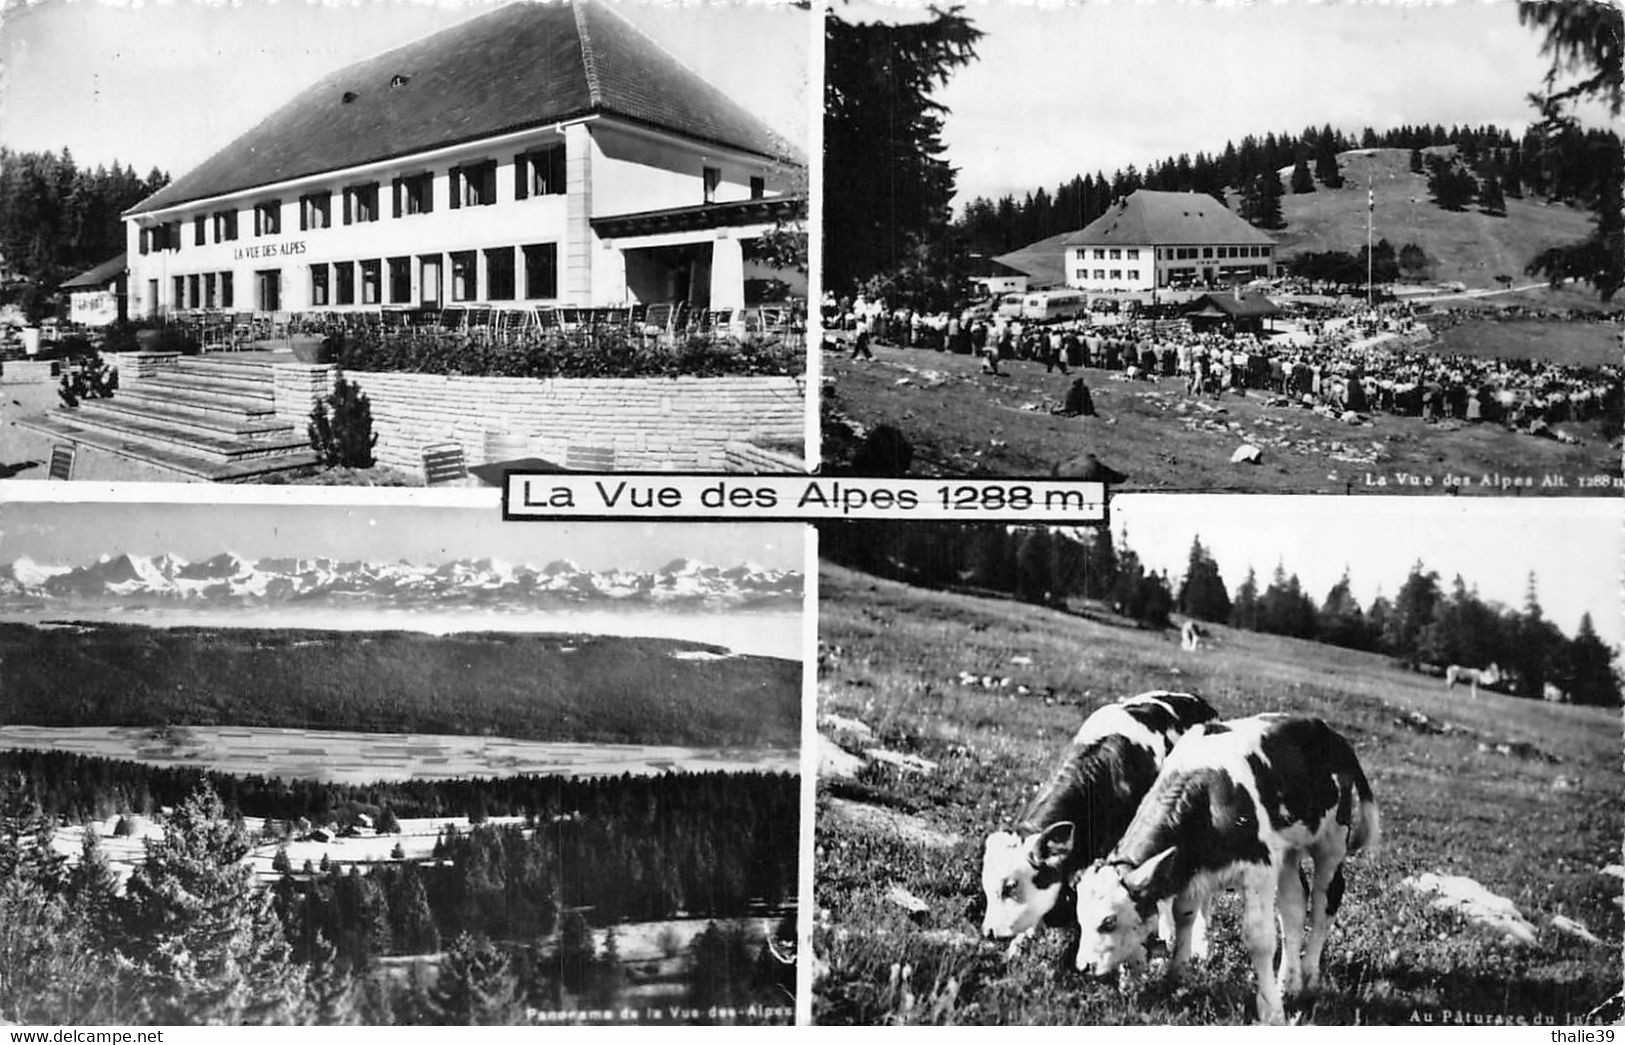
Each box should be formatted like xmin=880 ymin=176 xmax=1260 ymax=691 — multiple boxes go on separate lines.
xmin=980 ymin=691 xmax=1219 ymax=949
xmin=1180 ymin=621 xmax=1207 ymax=652
xmin=1446 ymin=662 xmax=1501 ymax=699
xmin=1072 ymin=715 xmax=1380 ymax=1025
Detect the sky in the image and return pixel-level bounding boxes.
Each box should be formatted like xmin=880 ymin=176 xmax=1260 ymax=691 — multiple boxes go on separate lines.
xmin=0 ymin=494 xmax=804 ymax=571
xmin=838 ymin=0 xmax=1603 ymax=210
xmin=1113 ymin=494 xmax=1623 ymax=651
xmin=0 ymin=0 xmax=809 ymax=178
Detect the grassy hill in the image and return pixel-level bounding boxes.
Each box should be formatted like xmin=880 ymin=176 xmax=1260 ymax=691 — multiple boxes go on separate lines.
xmin=1268 ymin=148 xmax=1596 ymax=289
xmin=814 ymin=562 xmax=1622 ymax=1024
xmin=996 ymin=149 xmax=1601 ymax=294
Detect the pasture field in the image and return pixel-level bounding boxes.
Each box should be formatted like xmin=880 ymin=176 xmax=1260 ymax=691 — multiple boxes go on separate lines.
xmin=1432 ymin=318 xmax=1620 ymax=369
xmin=0 ymin=622 xmax=799 ymax=748
xmin=813 ymin=563 xmax=1623 ymax=1025
xmin=824 ymin=342 xmax=1622 ymax=494
xmin=0 ymin=724 xmax=797 ymax=786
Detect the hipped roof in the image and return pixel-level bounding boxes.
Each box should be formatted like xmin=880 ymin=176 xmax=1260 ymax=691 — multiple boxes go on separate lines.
xmin=1064 ymin=190 xmax=1274 ymax=248
xmin=129 ymin=0 xmax=800 ymax=216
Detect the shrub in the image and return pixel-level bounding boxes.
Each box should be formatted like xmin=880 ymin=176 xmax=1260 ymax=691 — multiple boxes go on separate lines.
xmin=308 ymin=377 xmax=377 ymax=469
xmin=334 ymin=327 xmax=802 ymax=380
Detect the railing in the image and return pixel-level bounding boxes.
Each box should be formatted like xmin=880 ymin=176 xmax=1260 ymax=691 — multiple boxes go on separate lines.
xmin=162 ymin=301 xmax=806 ymax=356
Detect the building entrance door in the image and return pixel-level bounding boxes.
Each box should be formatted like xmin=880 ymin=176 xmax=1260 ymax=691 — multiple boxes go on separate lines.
xmin=420 ymin=256 xmax=442 ymax=308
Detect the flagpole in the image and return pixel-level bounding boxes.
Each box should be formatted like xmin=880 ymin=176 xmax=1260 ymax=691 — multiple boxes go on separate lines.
xmin=1367 ymin=175 xmax=1374 ymax=310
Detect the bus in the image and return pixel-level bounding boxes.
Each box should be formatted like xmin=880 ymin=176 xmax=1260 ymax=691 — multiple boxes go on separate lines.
xmin=1020 ymin=289 xmax=1089 ymax=322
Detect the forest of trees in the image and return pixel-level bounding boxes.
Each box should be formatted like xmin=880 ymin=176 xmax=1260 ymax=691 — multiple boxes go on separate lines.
xmin=822 ymin=524 xmax=1619 ymax=706
xmin=955 ymin=121 xmax=1620 ymax=259
xmin=0 ymin=625 xmax=799 ymax=749
xmin=0 ymin=148 xmax=168 ymax=320
xmin=0 ymin=768 xmax=797 ymax=1025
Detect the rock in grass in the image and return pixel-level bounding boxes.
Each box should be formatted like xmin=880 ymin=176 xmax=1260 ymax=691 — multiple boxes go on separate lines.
xmin=1402 ymin=872 xmax=1537 ymax=946
xmin=1551 ymin=914 xmax=1603 ymax=946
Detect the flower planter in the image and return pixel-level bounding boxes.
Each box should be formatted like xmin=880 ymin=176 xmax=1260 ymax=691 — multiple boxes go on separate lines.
xmin=290 ymin=335 xmax=333 ymax=365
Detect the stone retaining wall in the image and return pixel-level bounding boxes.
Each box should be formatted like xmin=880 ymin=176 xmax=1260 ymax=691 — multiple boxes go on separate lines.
xmin=280 ymin=368 xmax=805 ymax=474
xmin=104 ymin=351 xmax=181 ymax=383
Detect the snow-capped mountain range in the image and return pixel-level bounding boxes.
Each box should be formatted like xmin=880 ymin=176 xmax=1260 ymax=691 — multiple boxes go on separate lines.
xmin=0 ymin=553 xmax=802 ymax=612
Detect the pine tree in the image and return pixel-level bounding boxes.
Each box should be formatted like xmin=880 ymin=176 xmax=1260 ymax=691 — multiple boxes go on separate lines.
xmin=1176 ymin=538 xmax=1232 ymax=623
xmin=117 ymin=785 xmax=302 ymax=1025
xmin=1409 ymin=147 xmax=1425 ymax=174
xmin=301 ymin=932 xmax=360 ymax=1025
xmin=1290 ymin=155 xmax=1315 ymax=194
xmin=429 ymin=933 xmax=521 ymax=1025
xmin=1479 ymin=169 xmax=1507 ymax=214
xmin=1566 ymin=613 xmax=1620 ymax=706
xmin=1232 ymin=567 xmax=1261 ymax=631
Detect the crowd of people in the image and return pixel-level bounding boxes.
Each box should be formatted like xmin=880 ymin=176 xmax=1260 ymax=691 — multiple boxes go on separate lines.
xmin=824 ymin=293 xmax=1622 ymax=441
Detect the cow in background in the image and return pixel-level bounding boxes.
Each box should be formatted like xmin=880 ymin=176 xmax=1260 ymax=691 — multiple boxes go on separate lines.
xmin=1446 ymin=662 xmax=1501 ymax=699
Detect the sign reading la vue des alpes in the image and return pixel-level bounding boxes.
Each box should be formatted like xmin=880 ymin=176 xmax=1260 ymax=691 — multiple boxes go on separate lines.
xmin=233 ymin=240 xmax=306 ymax=261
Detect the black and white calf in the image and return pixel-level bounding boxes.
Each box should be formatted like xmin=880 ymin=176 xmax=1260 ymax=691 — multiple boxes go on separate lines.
xmin=1071 ymin=715 xmax=1380 ymax=1024
xmin=979 ymin=691 xmax=1219 ymax=948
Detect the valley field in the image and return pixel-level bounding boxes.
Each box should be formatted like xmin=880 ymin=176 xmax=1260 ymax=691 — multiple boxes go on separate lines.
xmin=814 ymin=563 xmax=1623 ymax=1024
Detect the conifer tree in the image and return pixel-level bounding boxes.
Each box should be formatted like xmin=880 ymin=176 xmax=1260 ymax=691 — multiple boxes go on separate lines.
xmin=118 ymin=785 xmax=302 ymax=1025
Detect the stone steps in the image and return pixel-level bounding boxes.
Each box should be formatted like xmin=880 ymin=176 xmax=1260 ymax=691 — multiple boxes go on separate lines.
xmin=75 ymin=398 xmax=297 ymax=442
xmin=16 ymin=413 xmax=319 ymax=483
xmin=20 ymin=355 xmax=324 ymax=482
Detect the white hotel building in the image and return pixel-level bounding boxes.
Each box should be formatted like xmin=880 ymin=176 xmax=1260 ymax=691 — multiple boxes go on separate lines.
xmin=123 ymin=1 xmax=803 ymax=320
xmin=1063 ymin=190 xmax=1275 ymax=293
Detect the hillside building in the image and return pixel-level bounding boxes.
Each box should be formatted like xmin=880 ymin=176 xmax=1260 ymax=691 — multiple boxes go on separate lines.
xmin=122 ymin=1 xmax=803 ymax=320
xmin=1063 ymin=190 xmax=1275 ymax=293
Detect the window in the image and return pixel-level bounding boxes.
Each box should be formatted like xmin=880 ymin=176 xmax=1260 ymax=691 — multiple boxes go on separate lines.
xmin=515 ymin=145 xmax=567 ymax=198
xmin=523 ymin=243 xmax=557 ymax=299
xmin=344 ymin=183 xmax=379 ymax=224
xmin=213 ymin=210 xmax=239 ymax=242
xmin=204 ymin=273 xmax=217 ymax=308
xmin=256 ymin=270 xmax=281 ymax=311
xmin=254 ymin=200 xmax=281 ymax=237
xmin=194 ymin=216 xmax=207 ymax=246
xmin=1110 ymin=269 xmax=1122 ymax=280
xmin=310 ymin=264 xmax=330 ymax=307
xmin=334 ymin=263 xmax=355 ymax=306
xmin=1094 ymin=249 xmax=1106 ymax=260
xmin=703 ymin=166 xmax=721 ymax=204
xmin=1109 ymin=249 xmax=1121 ymax=260
xmin=360 ymin=260 xmax=381 ymax=305
xmin=485 ymin=248 xmax=515 ymax=300
xmin=750 ymin=176 xmax=765 ymax=199
xmin=1093 ymin=269 xmax=1105 ymax=279
xmin=300 ymin=192 xmax=331 ymax=231
xmin=187 ymin=274 xmax=200 ymax=307
xmin=1127 ymin=249 xmax=1139 ymax=260
xmin=394 ymin=173 xmax=434 ymax=217
xmin=450 ymin=161 xmax=497 ymax=208
xmin=1128 ymin=269 xmax=1140 ymax=280
xmin=450 ymin=251 xmax=477 ymax=302
xmin=138 ymin=228 xmax=149 ymax=255
xmin=1202 ymin=247 xmax=1213 ymax=259
xmin=1075 ymin=269 xmax=1087 ymax=281
xmin=387 ymin=257 xmax=411 ymax=303
xmin=172 ymin=276 xmax=185 ymax=309
xmin=220 ymin=272 xmax=234 ymax=308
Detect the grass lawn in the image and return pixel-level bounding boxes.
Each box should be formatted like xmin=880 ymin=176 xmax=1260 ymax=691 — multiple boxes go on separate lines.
xmin=813 ymin=563 xmax=1623 ymax=1025
xmin=822 ymin=340 xmax=1622 ymax=495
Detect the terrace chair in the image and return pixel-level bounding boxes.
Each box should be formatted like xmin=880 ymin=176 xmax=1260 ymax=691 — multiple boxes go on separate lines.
xmin=48 ymin=443 xmax=76 ymax=481
xmin=421 ymin=442 xmax=468 ymax=487
xmin=564 ymin=444 xmax=616 ymax=472
xmin=231 ymin=312 xmax=256 ymax=349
